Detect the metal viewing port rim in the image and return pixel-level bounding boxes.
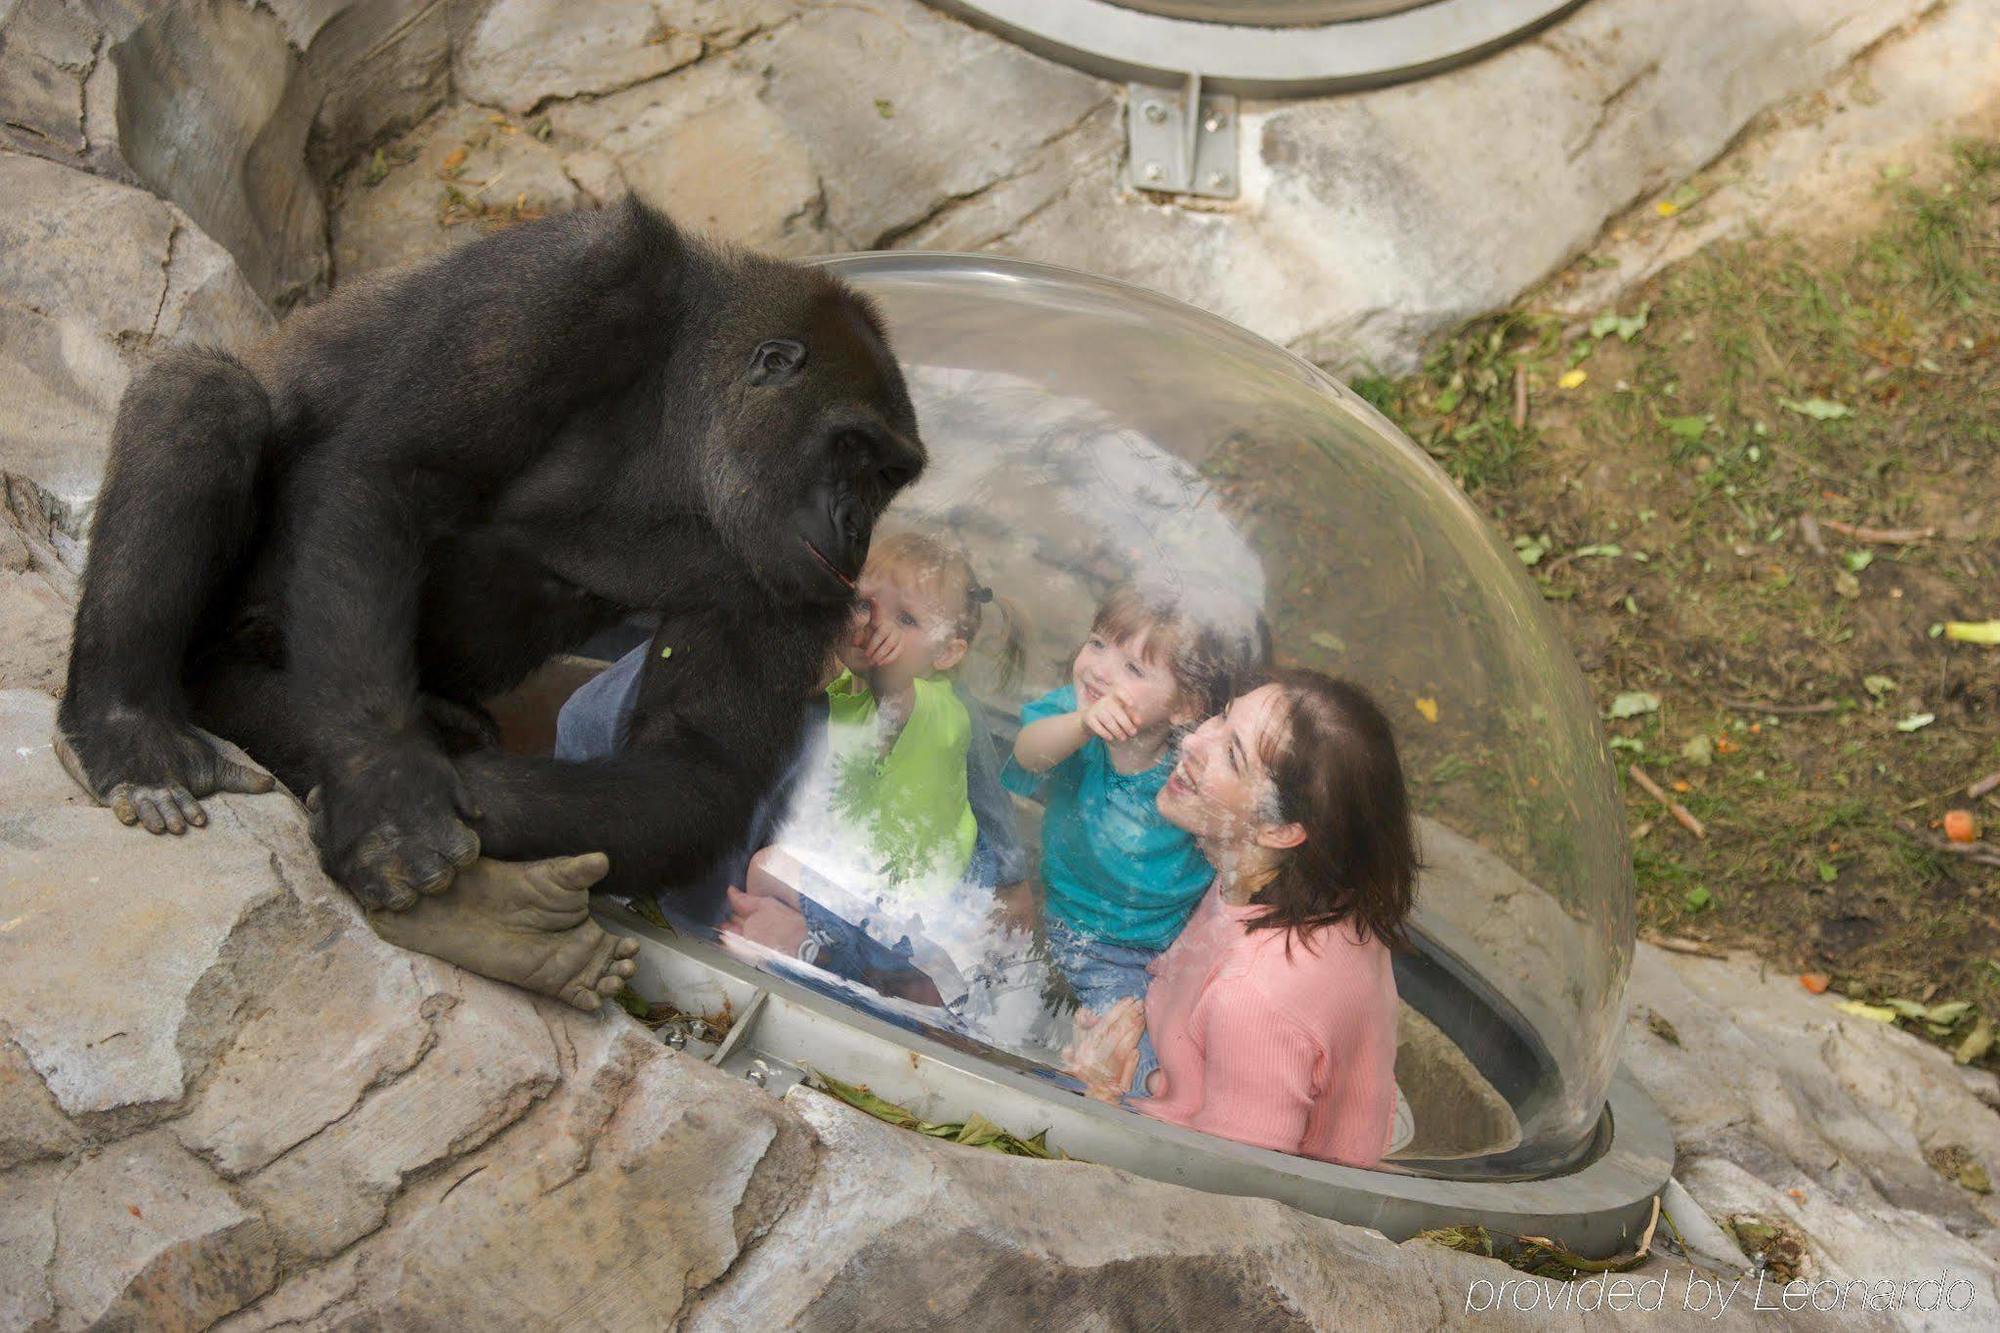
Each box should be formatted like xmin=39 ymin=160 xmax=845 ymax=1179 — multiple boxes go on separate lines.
xmin=597 ymin=903 xmax=1675 ymax=1258
xmin=921 ymin=0 xmax=1588 ymax=96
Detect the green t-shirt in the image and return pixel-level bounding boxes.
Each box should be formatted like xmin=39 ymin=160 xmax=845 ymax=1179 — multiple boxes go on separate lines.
xmin=826 ymin=670 xmax=977 ymax=891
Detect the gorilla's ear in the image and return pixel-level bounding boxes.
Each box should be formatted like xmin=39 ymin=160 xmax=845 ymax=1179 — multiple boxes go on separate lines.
xmin=749 ymin=338 xmax=808 ymax=386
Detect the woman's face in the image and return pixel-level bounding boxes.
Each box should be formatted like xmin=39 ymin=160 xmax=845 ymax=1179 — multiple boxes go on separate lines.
xmin=1157 ymin=683 xmax=1289 ymax=843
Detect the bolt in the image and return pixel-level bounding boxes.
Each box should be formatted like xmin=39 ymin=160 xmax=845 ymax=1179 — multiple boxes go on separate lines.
xmin=1143 ymin=101 xmax=1167 ymax=124
xmin=664 ymin=1030 xmax=686 ymax=1050
xmin=745 ymin=1064 xmax=768 ymax=1088
xmin=1142 ymin=161 xmax=1165 ymax=183
xmin=1203 ymin=111 xmax=1228 ymax=132
xmin=1207 ymin=171 xmax=1232 ymax=191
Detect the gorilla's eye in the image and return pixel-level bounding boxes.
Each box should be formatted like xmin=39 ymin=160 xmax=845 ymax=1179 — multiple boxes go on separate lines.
xmin=749 ymin=338 xmax=807 ymax=386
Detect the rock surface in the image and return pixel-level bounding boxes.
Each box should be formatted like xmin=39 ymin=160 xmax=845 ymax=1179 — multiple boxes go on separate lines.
xmin=0 ymin=152 xmax=274 ymax=563
xmin=323 ymin=0 xmax=1992 ymax=375
xmin=1550 ymin=0 xmax=2000 ymax=316
xmin=7 ymin=0 xmax=2000 ymax=1326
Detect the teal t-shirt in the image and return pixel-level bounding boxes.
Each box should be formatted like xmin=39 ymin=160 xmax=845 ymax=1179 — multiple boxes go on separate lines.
xmin=1000 ymin=684 xmax=1211 ymax=951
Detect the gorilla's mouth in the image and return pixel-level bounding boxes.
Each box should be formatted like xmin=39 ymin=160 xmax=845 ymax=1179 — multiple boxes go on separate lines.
xmin=804 ymin=538 xmax=856 ymax=589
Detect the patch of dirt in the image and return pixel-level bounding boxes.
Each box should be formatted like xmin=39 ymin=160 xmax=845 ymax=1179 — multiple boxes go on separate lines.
xmin=1343 ymin=141 xmax=2000 ymax=1059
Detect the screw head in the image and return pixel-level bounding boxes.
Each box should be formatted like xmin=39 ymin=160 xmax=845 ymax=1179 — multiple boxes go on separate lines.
xmin=1203 ymin=111 xmax=1228 ymax=132
xmin=1143 ymin=101 xmax=1167 ymax=124
xmin=745 ymin=1064 xmax=768 ymax=1088
xmin=1142 ymin=161 xmax=1164 ymax=182
xmin=1207 ymin=171 xmax=1231 ymax=191
xmin=664 ymin=1030 xmax=686 ymax=1049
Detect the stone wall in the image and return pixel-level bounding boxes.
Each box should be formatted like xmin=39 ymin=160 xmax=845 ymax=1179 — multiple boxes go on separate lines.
xmin=6 ymin=2 xmax=2000 ymax=1327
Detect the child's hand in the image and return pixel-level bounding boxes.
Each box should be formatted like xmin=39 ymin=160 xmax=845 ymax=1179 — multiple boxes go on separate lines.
xmin=1080 ymin=690 xmax=1141 ymax=744
xmin=861 ymin=617 xmax=902 ymax=668
xmin=1064 ymin=997 xmax=1145 ymax=1101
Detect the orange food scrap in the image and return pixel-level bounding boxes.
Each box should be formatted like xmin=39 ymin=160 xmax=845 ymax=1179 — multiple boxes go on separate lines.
xmin=1944 ymin=809 xmax=1981 ymax=843
xmin=1671 ymin=779 xmax=1692 ymax=793
xmin=441 ymin=146 xmax=468 ymax=172
xmin=1800 ymin=973 xmax=1831 ymax=994
xmin=1788 ymin=1188 xmax=1807 ymax=1203
xmin=1715 ymin=736 xmax=1737 ymax=755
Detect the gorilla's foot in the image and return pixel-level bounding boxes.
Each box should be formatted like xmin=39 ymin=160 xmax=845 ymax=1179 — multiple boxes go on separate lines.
xmin=53 ymin=712 xmax=275 ymax=835
xmin=368 ymin=852 xmax=639 ymax=1012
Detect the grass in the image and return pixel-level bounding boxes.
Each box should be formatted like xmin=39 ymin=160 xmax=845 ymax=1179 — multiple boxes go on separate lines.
xmin=1354 ymin=140 xmax=2000 ymax=1056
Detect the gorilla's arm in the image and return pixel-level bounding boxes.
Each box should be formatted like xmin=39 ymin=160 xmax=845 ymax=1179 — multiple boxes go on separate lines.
xmin=454 ymin=615 xmax=832 ymax=898
xmin=284 ymin=458 xmax=481 ymax=896
xmin=279 ymin=210 xmax=675 ymax=908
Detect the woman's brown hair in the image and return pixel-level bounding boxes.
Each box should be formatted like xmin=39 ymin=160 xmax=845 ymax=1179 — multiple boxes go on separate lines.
xmin=1246 ymin=667 xmax=1418 ymax=953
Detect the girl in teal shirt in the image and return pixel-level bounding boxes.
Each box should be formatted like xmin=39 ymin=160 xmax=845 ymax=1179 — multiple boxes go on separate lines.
xmin=1002 ymin=582 xmax=1268 ymax=1012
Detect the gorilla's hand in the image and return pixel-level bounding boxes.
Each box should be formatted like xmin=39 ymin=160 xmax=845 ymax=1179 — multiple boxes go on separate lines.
xmin=55 ymin=710 xmax=275 ymax=835
xmin=312 ymin=735 xmax=482 ymax=911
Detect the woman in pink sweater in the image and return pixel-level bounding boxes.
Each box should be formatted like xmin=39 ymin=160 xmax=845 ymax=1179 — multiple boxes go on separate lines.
xmin=1064 ymin=668 xmax=1417 ymax=1167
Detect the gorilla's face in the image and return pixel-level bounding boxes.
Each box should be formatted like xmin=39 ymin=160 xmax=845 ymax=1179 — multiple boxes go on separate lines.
xmin=700 ymin=280 xmax=925 ymax=605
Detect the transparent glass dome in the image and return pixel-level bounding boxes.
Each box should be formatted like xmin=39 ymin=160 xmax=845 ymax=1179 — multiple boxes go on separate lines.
xmin=565 ymin=252 xmax=1638 ymax=1188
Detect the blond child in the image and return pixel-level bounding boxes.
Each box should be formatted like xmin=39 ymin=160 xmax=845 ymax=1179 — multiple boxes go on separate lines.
xmin=725 ymin=531 xmax=1026 ymax=1001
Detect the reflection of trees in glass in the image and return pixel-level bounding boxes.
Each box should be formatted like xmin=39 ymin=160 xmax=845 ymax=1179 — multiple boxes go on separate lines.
xmin=897 ymin=365 xmax=1266 ymax=694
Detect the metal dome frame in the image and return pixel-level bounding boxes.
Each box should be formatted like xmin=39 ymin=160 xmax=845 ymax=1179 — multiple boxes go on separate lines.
xmin=924 ymin=0 xmax=1589 ymax=97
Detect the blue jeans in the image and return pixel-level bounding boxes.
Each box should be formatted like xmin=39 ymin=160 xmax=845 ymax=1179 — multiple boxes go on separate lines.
xmin=1044 ymin=918 xmax=1158 ymax=1015
xmin=798 ymin=895 xmax=924 ymax=984
xmin=1131 ymin=1031 xmax=1160 ymax=1097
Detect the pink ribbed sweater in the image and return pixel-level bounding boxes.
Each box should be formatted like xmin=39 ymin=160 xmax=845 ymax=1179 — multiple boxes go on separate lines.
xmin=1132 ymin=884 xmax=1399 ymax=1167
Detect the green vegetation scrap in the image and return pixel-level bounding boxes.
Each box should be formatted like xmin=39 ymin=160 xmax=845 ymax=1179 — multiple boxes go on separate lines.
xmin=1356 ymin=141 xmax=2000 ymax=1062
xmin=809 ymin=1070 xmax=1071 ymax=1160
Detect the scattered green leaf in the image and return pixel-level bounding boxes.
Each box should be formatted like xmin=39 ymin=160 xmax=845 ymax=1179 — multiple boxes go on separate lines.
xmin=1779 ymin=396 xmax=1854 ymax=421
xmin=810 ymin=1071 xmax=1068 ymax=1160
xmin=1957 ymin=1016 xmax=1995 ymax=1065
xmin=1928 ymin=1000 xmax=1974 ymax=1025
xmin=1945 ymin=620 xmax=2000 ymax=645
xmin=1587 ymin=303 xmax=1653 ymax=343
xmin=1608 ymin=691 xmax=1662 ymax=719
xmin=1684 ymin=886 xmax=1713 ymax=912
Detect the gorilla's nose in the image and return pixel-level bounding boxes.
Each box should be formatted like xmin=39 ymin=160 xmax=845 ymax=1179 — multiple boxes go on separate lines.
xmin=832 ymin=495 xmax=866 ymax=566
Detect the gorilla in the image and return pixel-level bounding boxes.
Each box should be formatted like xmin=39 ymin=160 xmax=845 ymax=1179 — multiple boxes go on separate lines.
xmin=56 ymin=198 xmax=924 ymax=1005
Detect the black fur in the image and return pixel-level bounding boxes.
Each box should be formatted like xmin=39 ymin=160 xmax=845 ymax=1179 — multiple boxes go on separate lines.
xmin=59 ymin=199 xmax=924 ymax=908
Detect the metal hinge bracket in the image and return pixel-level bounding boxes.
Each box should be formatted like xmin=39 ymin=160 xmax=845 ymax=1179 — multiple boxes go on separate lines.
xmin=1125 ymin=72 xmax=1239 ymax=200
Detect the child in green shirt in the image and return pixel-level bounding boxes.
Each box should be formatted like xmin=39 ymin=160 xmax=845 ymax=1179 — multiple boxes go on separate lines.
xmin=728 ymin=532 xmax=1024 ymax=1000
